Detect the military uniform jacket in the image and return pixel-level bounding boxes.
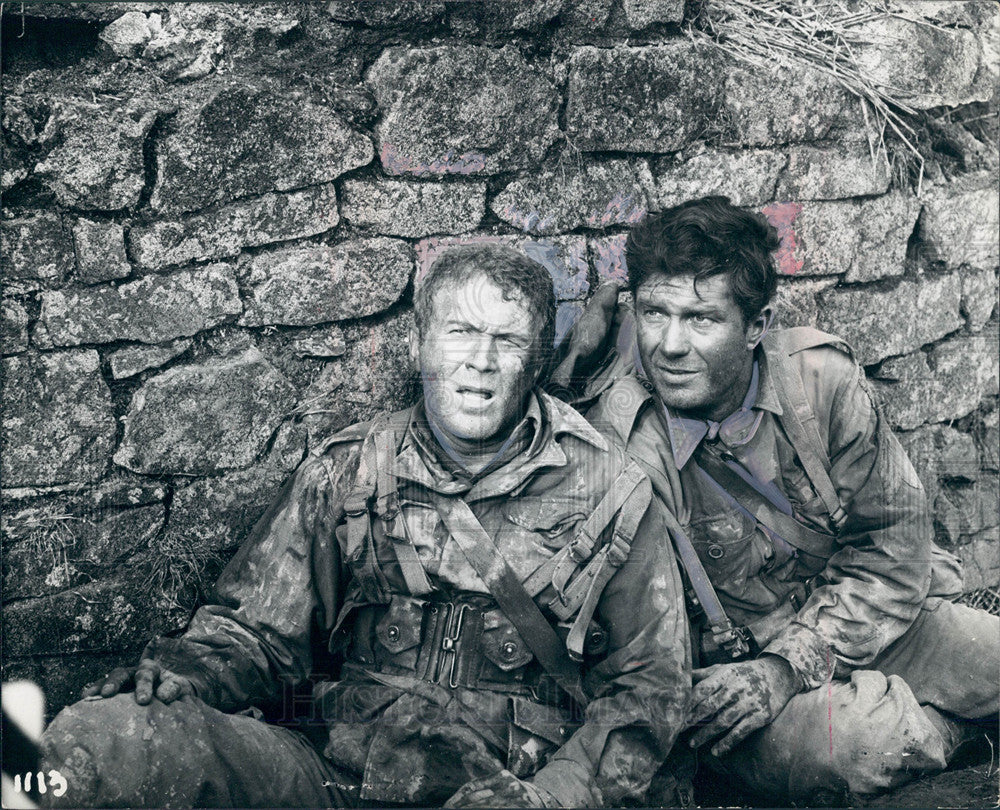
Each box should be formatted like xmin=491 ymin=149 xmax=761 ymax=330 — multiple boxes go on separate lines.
xmin=143 ymin=391 xmax=691 ymax=807
xmin=589 ymin=327 xmax=951 ymax=692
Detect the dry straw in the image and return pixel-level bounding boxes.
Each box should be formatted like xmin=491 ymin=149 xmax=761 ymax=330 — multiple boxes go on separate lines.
xmin=689 ymin=0 xmax=936 ymax=191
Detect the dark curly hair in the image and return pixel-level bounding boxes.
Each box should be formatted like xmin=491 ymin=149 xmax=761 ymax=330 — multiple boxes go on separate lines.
xmin=415 ymin=243 xmax=556 ymax=372
xmin=625 ymin=196 xmax=780 ymax=323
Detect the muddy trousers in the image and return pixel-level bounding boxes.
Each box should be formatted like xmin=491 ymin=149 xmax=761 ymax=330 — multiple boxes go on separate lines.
xmin=714 ymin=598 xmax=1000 ymax=803
xmin=38 ymin=693 xmax=348 ymax=808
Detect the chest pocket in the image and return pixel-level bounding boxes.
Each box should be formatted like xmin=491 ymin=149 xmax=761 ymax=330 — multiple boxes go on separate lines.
xmin=503 ymin=496 xmax=590 ymax=548
xmin=685 ymin=507 xmax=765 ymax=595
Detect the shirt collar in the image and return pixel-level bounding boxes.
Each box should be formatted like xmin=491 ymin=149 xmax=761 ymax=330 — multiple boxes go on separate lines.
xmin=664 ymin=360 xmax=769 ymax=469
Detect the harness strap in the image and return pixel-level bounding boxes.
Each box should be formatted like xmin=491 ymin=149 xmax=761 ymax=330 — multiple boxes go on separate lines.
xmin=548 ymin=462 xmax=647 ymax=599
xmin=765 ymin=333 xmax=848 ymax=528
xmin=373 ymin=412 xmax=433 ymax=597
xmin=697 ymin=448 xmax=837 ymax=559
xmin=430 ymin=493 xmax=589 ymax=708
xmin=565 ymin=475 xmax=650 ymax=660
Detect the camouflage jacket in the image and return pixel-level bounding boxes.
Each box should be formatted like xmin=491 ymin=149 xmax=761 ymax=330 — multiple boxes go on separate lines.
xmin=588 ymin=327 xmax=949 ymax=692
xmin=144 ymin=391 xmax=690 ymax=807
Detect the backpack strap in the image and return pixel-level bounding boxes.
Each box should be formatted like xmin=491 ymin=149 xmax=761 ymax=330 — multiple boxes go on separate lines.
xmin=764 ymin=328 xmax=849 ymax=529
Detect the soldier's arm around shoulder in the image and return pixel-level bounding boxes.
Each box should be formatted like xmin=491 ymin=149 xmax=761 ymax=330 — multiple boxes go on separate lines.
xmin=137 ymin=424 xmax=367 ymax=713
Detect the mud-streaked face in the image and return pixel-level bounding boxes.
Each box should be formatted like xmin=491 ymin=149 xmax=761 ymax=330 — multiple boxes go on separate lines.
xmin=411 ymin=273 xmax=540 ymax=447
xmin=635 ymin=272 xmax=769 ymax=422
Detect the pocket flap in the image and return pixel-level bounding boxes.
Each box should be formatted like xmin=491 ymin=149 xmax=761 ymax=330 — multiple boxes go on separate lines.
xmin=481 ymin=609 xmax=534 ymax=670
xmin=375 ymin=596 xmax=424 ymax=654
xmin=510 ymin=695 xmax=574 ymax=746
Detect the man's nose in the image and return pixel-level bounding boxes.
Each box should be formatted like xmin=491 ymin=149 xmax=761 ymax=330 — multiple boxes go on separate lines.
xmin=660 ymin=317 xmax=689 ymax=357
xmin=464 ymin=335 xmax=498 ymax=371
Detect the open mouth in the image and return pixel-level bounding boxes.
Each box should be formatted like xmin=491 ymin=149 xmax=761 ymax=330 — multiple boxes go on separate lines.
xmin=456 ymin=386 xmax=494 ymax=401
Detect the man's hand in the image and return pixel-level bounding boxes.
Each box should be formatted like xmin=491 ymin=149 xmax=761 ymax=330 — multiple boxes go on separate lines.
xmin=687 ymin=655 xmax=801 ymax=757
xmin=81 ymin=659 xmax=196 ymax=705
xmin=443 ymin=769 xmax=558 ymax=808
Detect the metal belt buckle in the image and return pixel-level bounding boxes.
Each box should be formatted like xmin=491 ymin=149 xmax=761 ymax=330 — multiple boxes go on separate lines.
xmin=440 ymin=603 xmax=469 ymax=688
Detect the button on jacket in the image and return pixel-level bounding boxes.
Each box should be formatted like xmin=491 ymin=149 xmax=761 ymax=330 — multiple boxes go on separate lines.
xmin=143 ymin=391 xmax=691 ymax=807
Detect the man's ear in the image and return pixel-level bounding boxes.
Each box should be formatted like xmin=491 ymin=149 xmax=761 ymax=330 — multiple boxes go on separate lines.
xmin=408 ymin=322 xmax=421 ymax=368
xmin=746 ymin=304 xmax=774 ymax=350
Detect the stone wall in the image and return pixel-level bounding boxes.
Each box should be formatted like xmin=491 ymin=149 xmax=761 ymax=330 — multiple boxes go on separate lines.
xmin=2 ymin=1 xmax=998 ymax=716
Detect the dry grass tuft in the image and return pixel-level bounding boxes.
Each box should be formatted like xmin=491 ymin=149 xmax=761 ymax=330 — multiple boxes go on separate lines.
xmin=688 ymin=0 xmax=930 ymax=189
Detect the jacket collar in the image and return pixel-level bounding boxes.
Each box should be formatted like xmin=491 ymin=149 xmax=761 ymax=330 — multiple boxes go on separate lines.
xmin=393 ymin=389 xmax=607 ymax=499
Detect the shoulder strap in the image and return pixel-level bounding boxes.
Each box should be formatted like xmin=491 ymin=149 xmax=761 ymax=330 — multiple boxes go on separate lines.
xmin=429 ymin=493 xmax=589 ymax=708
xmin=764 ymin=330 xmax=848 ymax=528
xmin=373 ymin=410 xmax=433 ymax=597
xmin=696 ymin=450 xmax=837 ymax=559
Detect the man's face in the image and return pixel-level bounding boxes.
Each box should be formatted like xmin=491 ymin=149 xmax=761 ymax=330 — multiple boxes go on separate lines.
xmin=635 ymin=272 xmax=769 ymax=422
xmin=411 ymin=273 xmax=541 ymax=446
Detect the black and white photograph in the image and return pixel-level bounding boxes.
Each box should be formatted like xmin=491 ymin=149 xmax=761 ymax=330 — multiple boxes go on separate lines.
xmin=1 ymin=1 xmax=998 ymax=807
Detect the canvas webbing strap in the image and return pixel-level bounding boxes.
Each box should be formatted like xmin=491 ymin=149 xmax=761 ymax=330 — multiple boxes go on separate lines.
xmin=765 ymin=338 xmax=848 ymax=529
xmin=430 ymin=493 xmax=589 ymax=707
xmin=697 ymin=446 xmax=837 ymax=559
xmin=374 ymin=413 xmax=433 ymax=597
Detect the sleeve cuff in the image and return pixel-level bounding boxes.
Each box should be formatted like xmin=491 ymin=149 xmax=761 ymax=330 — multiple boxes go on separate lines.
xmin=530 ymin=758 xmax=602 ymax=808
xmin=763 ymin=622 xmax=836 ymax=691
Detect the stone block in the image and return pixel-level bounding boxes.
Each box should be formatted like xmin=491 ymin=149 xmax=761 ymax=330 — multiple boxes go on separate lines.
xmin=1 ymin=350 xmax=116 ymax=487
xmin=150 ymin=82 xmax=372 ymax=214
xmin=591 ymin=233 xmax=628 ymax=285
xmin=776 ymin=144 xmax=891 ymax=201
xmin=239 ymin=238 xmax=413 ymax=327
xmin=764 ymin=194 xmax=920 ymax=282
xmin=874 ymin=334 xmax=1000 ymax=429
xmin=898 ymin=424 xmax=980 ymax=502
xmin=772 ymin=278 xmax=838 ymax=330
xmin=114 ymin=348 xmax=296 ymax=476
xmin=34 ymin=103 xmax=156 ymax=210
xmin=327 ymin=0 xmax=445 ymax=25
xmin=656 ymin=149 xmax=786 ymax=208
xmin=131 ymin=184 xmax=339 ymax=271
xmin=2 ymin=503 xmax=165 ymax=600
xmin=919 ymin=172 xmax=1000 ymax=272
xmin=957 ymin=530 xmax=1000 ymax=592
xmin=1 ymin=212 xmax=74 ymax=286
xmin=980 ymin=410 xmax=999 ymax=473
xmin=818 ymin=273 xmax=963 ymax=366
xmin=853 ymin=17 xmax=991 ymax=109
xmin=368 ymin=46 xmax=559 ymax=175
xmin=446 ymin=1 xmax=564 ymax=35
xmin=340 ymin=179 xmax=485 ymax=238
xmin=2 ymin=575 xmax=163 ymax=658
xmin=161 ymin=423 xmax=305 ymax=557
xmin=2 ymin=297 xmax=29 ymax=353
xmin=721 ymin=60 xmax=854 ymax=147
xmin=34 ymin=264 xmax=242 ymax=348
xmin=415 ymin=235 xmax=589 ymax=302
xmin=291 ymin=326 xmax=347 ymax=359
xmin=108 ymin=338 xmax=192 ymax=379
xmin=99 ymin=10 xmax=154 ymax=57
xmin=492 ymin=160 xmax=653 ymax=235
xmin=566 ymin=44 xmax=724 ymax=153
xmin=622 ymin=0 xmax=684 ymax=28
xmin=961 ymin=268 xmax=999 ymax=333
xmin=301 ymin=312 xmax=417 ymax=446
xmin=72 ymin=218 xmax=131 ymax=284
xmin=934 ymin=476 xmax=999 ymax=546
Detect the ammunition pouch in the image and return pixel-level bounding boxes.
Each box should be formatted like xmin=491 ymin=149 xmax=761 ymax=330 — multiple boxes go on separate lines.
xmin=345 ymin=594 xmax=607 ymax=703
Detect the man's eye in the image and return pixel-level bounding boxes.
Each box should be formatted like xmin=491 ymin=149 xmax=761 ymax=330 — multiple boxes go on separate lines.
xmin=642 ymin=308 xmax=664 ymax=320
xmin=691 ymin=314 xmax=712 ymax=325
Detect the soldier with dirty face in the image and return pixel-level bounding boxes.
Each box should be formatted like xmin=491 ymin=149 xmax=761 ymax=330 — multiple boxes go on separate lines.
xmin=39 ymin=244 xmax=691 ymax=808
xmin=573 ymin=196 xmax=999 ymax=805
